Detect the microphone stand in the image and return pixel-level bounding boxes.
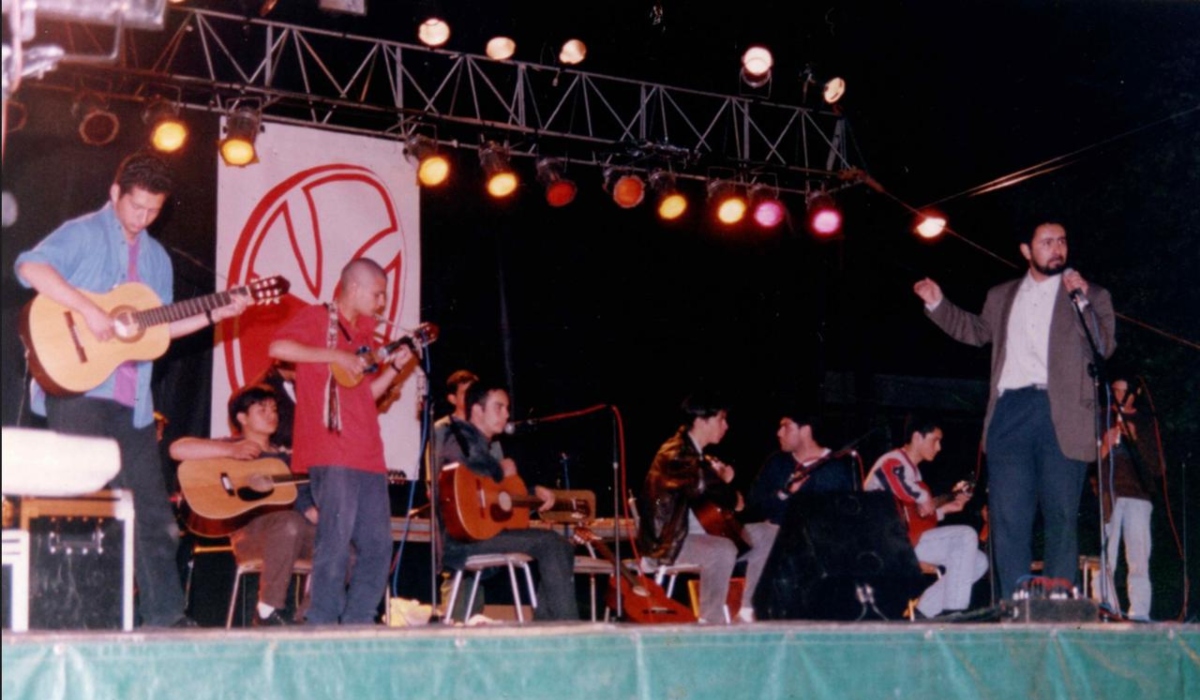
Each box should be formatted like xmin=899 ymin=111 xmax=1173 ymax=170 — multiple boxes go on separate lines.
xmin=1070 ymin=293 xmax=1113 ymax=608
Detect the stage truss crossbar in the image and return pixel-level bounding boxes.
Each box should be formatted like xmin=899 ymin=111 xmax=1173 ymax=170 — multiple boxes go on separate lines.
xmin=19 ymin=6 xmax=856 ymax=195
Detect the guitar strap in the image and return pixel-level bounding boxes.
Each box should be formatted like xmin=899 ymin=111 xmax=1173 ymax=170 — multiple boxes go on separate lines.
xmin=323 ymin=303 xmax=342 ymax=434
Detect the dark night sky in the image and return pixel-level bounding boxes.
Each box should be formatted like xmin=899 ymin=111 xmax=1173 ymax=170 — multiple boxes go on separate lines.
xmin=3 ymin=1 xmax=1197 ymax=615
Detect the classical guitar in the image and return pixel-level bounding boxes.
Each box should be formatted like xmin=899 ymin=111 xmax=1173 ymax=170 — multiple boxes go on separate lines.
xmin=177 ymin=456 xmax=407 ymax=538
xmin=20 ymin=276 xmax=290 ymax=396
xmin=572 ymin=526 xmax=696 ymax=624
xmin=438 ymin=463 xmax=542 ymax=542
xmin=901 ymin=480 xmax=974 ymax=546
xmin=437 ymin=462 xmax=592 ymax=541
xmin=330 ymin=322 xmax=440 ymax=388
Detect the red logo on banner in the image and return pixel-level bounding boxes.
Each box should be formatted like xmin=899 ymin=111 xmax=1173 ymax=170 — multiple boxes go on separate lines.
xmin=221 ymin=163 xmax=408 ymax=391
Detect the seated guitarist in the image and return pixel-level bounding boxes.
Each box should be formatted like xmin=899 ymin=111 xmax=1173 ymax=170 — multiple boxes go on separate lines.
xmin=170 ymin=384 xmax=316 ymax=626
xmin=14 ymin=152 xmax=248 ymax=628
xmin=638 ymin=391 xmax=778 ymax=624
xmin=745 ymin=408 xmax=859 ymax=526
xmin=430 ymin=380 xmax=579 ymax=621
xmin=863 ymin=415 xmax=987 ymax=619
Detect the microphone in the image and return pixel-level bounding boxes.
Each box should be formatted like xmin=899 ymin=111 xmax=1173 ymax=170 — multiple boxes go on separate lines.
xmin=504 ymin=418 xmax=542 ymax=435
xmin=1063 ymin=267 xmax=1088 ymax=309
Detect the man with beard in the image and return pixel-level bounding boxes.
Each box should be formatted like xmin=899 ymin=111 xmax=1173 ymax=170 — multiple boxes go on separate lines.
xmin=912 ymin=221 xmax=1115 ymax=599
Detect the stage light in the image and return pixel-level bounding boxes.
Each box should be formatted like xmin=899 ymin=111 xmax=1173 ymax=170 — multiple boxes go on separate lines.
xmin=143 ymin=97 xmax=187 ymax=153
xmin=219 ymin=105 xmax=262 ymax=167
xmin=605 ymin=169 xmax=646 ymax=209
xmin=749 ymin=184 xmax=785 ymax=228
xmin=823 ymin=76 xmax=847 ymax=104
xmin=708 ymin=180 xmax=746 ymax=225
xmin=806 ymin=191 xmax=842 ymax=236
xmin=559 ymin=39 xmax=587 ymax=65
xmin=480 ymin=142 xmax=518 ymax=198
xmin=649 ymin=170 xmax=687 ymax=221
xmin=418 ymin=18 xmax=451 ymax=47
xmin=486 ymin=36 xmax=516 ymax=60
xmin=73 ymin=92 xmax=120 ymax=147
xmin=536 ymin=158 xmax=577 ymax=207
xmin=404 ymin=134 xmax=450 ymax=187
xmin=915 ymin=213 xmax=947 ymax=240
xmin=740 ymin=46 xmax=773 ymax=89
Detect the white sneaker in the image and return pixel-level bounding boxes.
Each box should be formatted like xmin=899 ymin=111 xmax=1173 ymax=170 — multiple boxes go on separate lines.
xmin=736 ymin=607 xmax=755 ymax=623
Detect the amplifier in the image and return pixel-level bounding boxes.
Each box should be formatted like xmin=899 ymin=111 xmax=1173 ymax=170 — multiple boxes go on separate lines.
xmin=19 ymin=490 xmax=135 ymax=631
xmin=1002 ymin=598 xmax=1099 ymax=623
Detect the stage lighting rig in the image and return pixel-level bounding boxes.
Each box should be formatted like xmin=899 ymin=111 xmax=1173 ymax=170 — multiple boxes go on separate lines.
xmin=649 ymin=170 xmax=687 ymax=221
xmin=219 ymin=104 xmax=263 ymax=167
xmin=405 ymin=134 xmax=450 ymax=187
xmin=143 ymin=96 xmax=187 ymax=153
xmin=536 ymin=158 xmax=577 ymax=207
xmin=480 ymin=142 xmax=518 ymax=198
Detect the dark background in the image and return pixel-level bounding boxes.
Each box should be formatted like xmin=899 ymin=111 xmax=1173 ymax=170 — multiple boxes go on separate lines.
xmin=3 ymin=0 xmax=1196 ymax=620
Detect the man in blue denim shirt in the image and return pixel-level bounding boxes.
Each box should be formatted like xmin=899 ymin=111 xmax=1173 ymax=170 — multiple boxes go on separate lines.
xmin=15 ymin=152 xmax=247 ymax=627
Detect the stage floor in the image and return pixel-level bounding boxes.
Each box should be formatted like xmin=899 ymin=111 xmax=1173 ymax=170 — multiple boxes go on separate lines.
xmin=4 ymin=620 xmax=1196 ymax=700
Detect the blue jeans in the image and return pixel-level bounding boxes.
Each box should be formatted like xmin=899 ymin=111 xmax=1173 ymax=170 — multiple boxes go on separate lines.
xmin=986 ymin=388 xmax=1088 ymax=599
xmin=45 ymin=396 xmax=186 ymax=627
xmin=307 ymin=467 xmax=392 ymax=624
xmin=1101 ymin=497 xmax=1153 ymax=620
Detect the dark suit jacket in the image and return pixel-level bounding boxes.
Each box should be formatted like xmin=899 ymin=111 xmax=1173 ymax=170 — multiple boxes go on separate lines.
xmin=927 ymin=275 xmax=1116 ymax=462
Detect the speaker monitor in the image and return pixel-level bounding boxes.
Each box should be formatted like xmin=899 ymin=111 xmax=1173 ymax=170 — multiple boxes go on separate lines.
xmin=753 ymin=491 xmax=925 ymax=621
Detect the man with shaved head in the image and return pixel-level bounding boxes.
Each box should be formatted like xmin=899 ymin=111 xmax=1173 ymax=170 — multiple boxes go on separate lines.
xmin=269 ymin=257 xmax=414 ymax=625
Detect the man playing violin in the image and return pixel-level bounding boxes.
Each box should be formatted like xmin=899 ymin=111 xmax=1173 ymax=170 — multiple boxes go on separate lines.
xmin=268 ymin=258 xmax=414 ymax=625
xmin=746 ymin=408 xmax=859 ymax=526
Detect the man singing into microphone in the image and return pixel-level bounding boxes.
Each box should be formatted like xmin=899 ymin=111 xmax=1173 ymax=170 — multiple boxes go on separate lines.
xmin=912 ymin=220 xmax=1116 ymax=600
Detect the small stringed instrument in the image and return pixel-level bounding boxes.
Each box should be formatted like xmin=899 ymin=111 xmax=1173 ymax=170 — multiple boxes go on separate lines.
xmin=572 ymin=526 xmax=696 ymax=624
xmin=330 ymin=322 xmax=439 ymax=388
xmin=177 ymin=456 xmax=406 ymax=537
xmin=901 ymin=480 xmax=974 ymax=546
xmin=20 ymin=276 xmax=290 ymax=396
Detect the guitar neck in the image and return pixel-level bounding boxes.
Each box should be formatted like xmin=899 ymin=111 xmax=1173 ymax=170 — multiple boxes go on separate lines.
xmin=133 ymin=287 xmax=246 ymax=328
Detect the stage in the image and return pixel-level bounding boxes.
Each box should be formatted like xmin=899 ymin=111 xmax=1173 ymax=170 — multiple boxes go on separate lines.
xmin=3 ymin=620 xmax=1196 ymax=700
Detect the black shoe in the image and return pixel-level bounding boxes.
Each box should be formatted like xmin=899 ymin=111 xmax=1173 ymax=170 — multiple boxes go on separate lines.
xmin=253 ymin=610 xmax=291 ymax=627
xmin=170 ymin=615 xmax=200 ymax=628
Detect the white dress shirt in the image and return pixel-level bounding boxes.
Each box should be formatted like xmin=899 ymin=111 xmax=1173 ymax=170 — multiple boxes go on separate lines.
xmin=997 ymin=272 xmax=1061 ymax=392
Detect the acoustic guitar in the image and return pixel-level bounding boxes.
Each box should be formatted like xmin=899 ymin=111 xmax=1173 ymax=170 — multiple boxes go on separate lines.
xmin=437 ymin=462 xmax=593 ymax=542
xmin=177 ymin=456 xmax=406 ymax=537
xmin=573 ymin=526 xmax=696 ymax=624
xmin=691 ymin=457 xmax=751 ymax=555
xmin=177 ymin=457 xmax=299 ymax=537
xmin=20 ymin=276 xmax=290 ymax=396
xmin=901 ymin=480 xmax=974 ymax=546
xmin=330 ymin=322 xmax=439 ymax=388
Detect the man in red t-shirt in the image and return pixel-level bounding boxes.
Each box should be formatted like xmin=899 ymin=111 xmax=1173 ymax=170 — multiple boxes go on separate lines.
xmin=268 ymin=258 xmax=413 ymax=625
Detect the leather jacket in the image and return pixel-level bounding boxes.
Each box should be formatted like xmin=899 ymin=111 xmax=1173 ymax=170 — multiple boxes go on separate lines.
xmin=638 ymin=428 xmax=740 ymax=564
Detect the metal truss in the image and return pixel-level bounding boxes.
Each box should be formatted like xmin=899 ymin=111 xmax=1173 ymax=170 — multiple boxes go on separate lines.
xmin=19 ymin=6 xmax=856 ymax=195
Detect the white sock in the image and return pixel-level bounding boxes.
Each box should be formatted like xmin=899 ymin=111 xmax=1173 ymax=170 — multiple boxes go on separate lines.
xmin=257 ymin=602 xmax=276 ymax=619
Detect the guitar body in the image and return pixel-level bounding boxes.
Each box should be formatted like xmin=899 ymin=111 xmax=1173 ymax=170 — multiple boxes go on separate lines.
xmin=605 ymin=570 xmax=697 ymax=624
xmin=572 ymin=527 xmax=696 ymax=624
xmin=901 ymin=481 xmax=974 ymax=546
xmin=177 ymin=457 xmax=298 ymax=536
xmin=20 ymin=283 xmax=170 ymax=396
xmin=438 ymin=463 xmax=538 ymax=542
xmin=691 ymin=497 xmax=752 ymax=556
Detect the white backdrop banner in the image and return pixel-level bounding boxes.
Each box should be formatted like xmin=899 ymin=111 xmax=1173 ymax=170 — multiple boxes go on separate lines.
xmin=213 ymin=122 xmax=424 ymax=478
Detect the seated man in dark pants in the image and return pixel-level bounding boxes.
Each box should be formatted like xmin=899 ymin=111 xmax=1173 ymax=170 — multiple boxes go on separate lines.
xmin=171 ymin=384 xmax=316 ymax=625
xmin=430 ymin=379 xmax=579 ymax=622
